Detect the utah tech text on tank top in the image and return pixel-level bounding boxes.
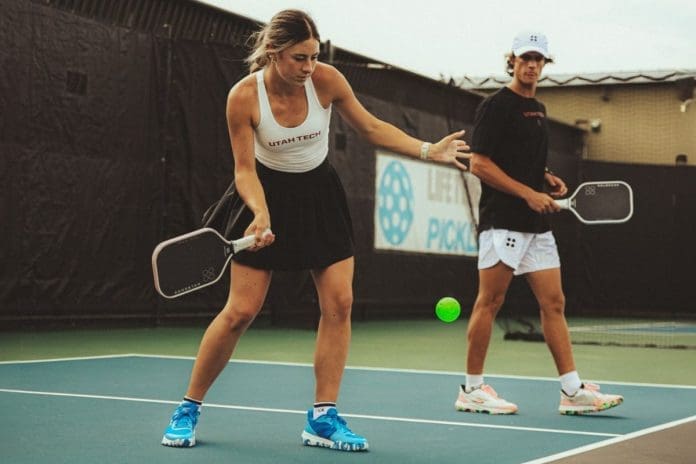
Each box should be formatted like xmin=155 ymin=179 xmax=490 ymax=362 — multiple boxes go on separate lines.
xmin=254 ymin=70 xmax=332 ymax=173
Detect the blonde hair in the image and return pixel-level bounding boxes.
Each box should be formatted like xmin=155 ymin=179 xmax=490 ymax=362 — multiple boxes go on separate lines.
xmin=246 ymin=10 xmax=320 ymax=73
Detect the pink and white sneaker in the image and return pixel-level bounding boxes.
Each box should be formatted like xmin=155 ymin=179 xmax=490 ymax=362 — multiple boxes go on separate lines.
xmin=559 ymin=383 xmax=623 ymax=415
xmin=455 ymin=384 xmax=518 ymax=415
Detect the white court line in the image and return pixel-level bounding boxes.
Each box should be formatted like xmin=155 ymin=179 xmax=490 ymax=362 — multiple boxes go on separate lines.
xmin=519 ymin=414 xmax=696 ymax=464
xmin=130 ymin=354 xmax=696 ymax=390
xmin=0 ymin=387 xmax=619 ymax=438
xmin=3 ymin=355 xmax=694 ymax=443
xmin=2 ymin=353 xmax=696 ymax=390
xmin=0 ymin=354 xmax=136 ymax=365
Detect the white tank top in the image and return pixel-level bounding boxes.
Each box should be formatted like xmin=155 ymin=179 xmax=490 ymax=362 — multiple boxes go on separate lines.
xmin=253 ymin=70 xmax=332 ymax=172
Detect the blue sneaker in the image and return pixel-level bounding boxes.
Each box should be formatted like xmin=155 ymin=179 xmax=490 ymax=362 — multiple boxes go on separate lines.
xmin=301 ymin=407 xmax=369 ymax=451
xmin=161 ymin=401 xmax=200 ymax=447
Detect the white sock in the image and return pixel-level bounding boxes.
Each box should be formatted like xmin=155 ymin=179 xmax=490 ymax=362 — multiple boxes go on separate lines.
xmin=465 ymin=374 xmax=484 ymax=392
xmin=183 ymin=396 xmax=202 ymax=408
xmin=560 ymin=371 xmax=582 ymax=396
xmin=312 ymin=402 xmax=336 ymax=419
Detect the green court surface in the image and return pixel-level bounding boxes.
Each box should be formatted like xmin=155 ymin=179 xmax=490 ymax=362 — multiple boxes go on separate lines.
xmin=2 ymin=319 xmax=695 ymax=463
xmin=2 ymin=319 xmax=695 ymax=385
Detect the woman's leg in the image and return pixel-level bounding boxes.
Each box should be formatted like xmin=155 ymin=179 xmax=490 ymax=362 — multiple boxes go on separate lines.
xmin=185 ymin=262 xmax=272 ymax=400
xmin=310 ymin=257 xmax=354 ymax=403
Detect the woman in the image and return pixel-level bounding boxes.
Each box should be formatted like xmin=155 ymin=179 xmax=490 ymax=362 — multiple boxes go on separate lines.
xmin=162 ymin=9 xmax=470 ymax=452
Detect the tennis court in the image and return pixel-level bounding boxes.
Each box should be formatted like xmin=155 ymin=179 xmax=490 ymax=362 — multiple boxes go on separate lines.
xmin=2 ymin=322 xmax=695 ymax=464
xmin=4 ymin=2 xmax=696 ymax=464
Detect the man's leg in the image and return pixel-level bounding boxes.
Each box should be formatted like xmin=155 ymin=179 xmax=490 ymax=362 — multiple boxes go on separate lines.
xmin=467 ymin=262 xmax=515 ymax=375
xmin=526 ymin=268 xmax=623 ymax=414
xmin=525 ymin=268 xmax=575 ymax=375
xmin=456 ymin=262 xmax=518 ymax=414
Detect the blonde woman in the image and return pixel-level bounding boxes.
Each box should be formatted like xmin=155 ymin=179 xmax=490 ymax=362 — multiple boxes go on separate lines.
xmin=162 ymin=9 xmax=470 ymax=451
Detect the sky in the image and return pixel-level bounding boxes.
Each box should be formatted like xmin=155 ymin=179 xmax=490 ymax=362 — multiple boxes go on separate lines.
xmin=198 ymin=0 xmax=696 ymax=80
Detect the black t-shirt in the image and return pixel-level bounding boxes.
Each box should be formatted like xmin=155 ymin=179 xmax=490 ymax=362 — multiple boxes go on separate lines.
xmin=471 ymin=86 xmax=550 ymax=233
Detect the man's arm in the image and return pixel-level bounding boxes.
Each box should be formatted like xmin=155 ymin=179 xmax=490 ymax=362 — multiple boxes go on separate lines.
xmin=470 ymin=153 xmax=560 ymax=214
xmin=544 ymin=169 xmax=568 ymax=197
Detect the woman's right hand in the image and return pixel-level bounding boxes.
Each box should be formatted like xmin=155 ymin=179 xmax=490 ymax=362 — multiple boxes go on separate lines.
xmin=245 ymin=212 xmax=275 ymax=250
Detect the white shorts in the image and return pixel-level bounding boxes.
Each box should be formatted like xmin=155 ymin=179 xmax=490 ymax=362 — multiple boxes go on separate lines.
xmin=478 ymin=228 xmax=560 ymax=276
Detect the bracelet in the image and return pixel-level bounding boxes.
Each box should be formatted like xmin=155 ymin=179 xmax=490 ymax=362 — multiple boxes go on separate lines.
xmin=544 ymin=166 xmax=554 ymax=175
xmin=420 ymin=142 xmax=431 ymax=160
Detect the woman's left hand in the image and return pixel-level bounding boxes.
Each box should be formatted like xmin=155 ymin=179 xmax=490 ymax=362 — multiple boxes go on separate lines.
xmin=428 ymin=130 xmax=471 ymax=170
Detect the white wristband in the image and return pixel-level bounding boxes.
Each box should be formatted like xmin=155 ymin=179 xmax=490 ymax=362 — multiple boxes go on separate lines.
xmin=420 ymin=142 xmax=431 ymax=160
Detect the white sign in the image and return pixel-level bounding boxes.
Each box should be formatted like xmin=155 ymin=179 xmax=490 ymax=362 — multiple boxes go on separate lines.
xmin=374 ymin=151 xmax=480 ymax=256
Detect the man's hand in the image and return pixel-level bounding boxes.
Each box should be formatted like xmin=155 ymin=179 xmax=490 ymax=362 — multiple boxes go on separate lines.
xmin=545 ymin=172 xmax=568 ymax=197
xmin=525 ymin=190 xmax=561 ymax=214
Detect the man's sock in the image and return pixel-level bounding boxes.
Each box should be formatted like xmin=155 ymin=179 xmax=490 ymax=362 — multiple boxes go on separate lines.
xmin=560 ymin=371 xmax=582 ymax=396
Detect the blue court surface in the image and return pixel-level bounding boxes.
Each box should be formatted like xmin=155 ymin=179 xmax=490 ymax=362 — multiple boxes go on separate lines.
xmin=2 ymin=355 xmax=695 ymax=464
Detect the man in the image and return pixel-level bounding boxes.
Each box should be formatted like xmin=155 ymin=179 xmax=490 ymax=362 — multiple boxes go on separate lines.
xmin=455 ymin=31 xmax=623 ymax=415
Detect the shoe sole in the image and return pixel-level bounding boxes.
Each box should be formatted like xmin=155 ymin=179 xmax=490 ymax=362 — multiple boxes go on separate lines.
xmin=455 ymin=401 xmax=518 ymax=415
xmin=301 ymin=431 xmax=369 ymax=451
xmin=559 ymin=398 xmax=623 ymax=415
xmin=161 ymin=436 xmax=196 ymax=447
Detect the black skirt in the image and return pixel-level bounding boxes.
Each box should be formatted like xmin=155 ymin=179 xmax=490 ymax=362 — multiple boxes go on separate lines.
xmin=230 ymin=158 xmax=354 ymax=271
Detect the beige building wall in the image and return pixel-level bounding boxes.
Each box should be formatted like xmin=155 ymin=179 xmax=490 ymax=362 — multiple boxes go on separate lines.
xmin=536 ymin=84 xmax=695 ymax=166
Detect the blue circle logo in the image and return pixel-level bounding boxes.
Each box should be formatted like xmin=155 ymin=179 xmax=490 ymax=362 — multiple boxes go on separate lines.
xmin=377 ymin=161 xmax=414 ymax=245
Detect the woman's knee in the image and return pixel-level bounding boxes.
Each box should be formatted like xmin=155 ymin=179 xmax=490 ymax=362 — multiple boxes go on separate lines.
xmin=321 ymin=290 xmax=353 ymax=320
xmin=219 ymin=303 xmax=261 ymax=331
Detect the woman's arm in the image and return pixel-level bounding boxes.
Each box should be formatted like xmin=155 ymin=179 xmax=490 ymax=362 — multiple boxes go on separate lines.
xmin=226 ymin=81 xmax=275 ymax=246
xmin=317 ymin=65 xmax=470 ymax=170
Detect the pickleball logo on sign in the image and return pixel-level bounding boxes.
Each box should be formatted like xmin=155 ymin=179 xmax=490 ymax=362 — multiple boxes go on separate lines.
xmin=377 ymin=161 xmax=414 ymax=245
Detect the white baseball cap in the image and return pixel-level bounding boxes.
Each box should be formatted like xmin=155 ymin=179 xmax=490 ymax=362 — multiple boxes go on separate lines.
xmin=512 ymin=31 xmax=550 ymax=58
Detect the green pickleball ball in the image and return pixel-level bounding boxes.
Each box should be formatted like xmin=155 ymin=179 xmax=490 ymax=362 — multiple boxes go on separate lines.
xmin=435 ymin=297 xmax=461 ymax=323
